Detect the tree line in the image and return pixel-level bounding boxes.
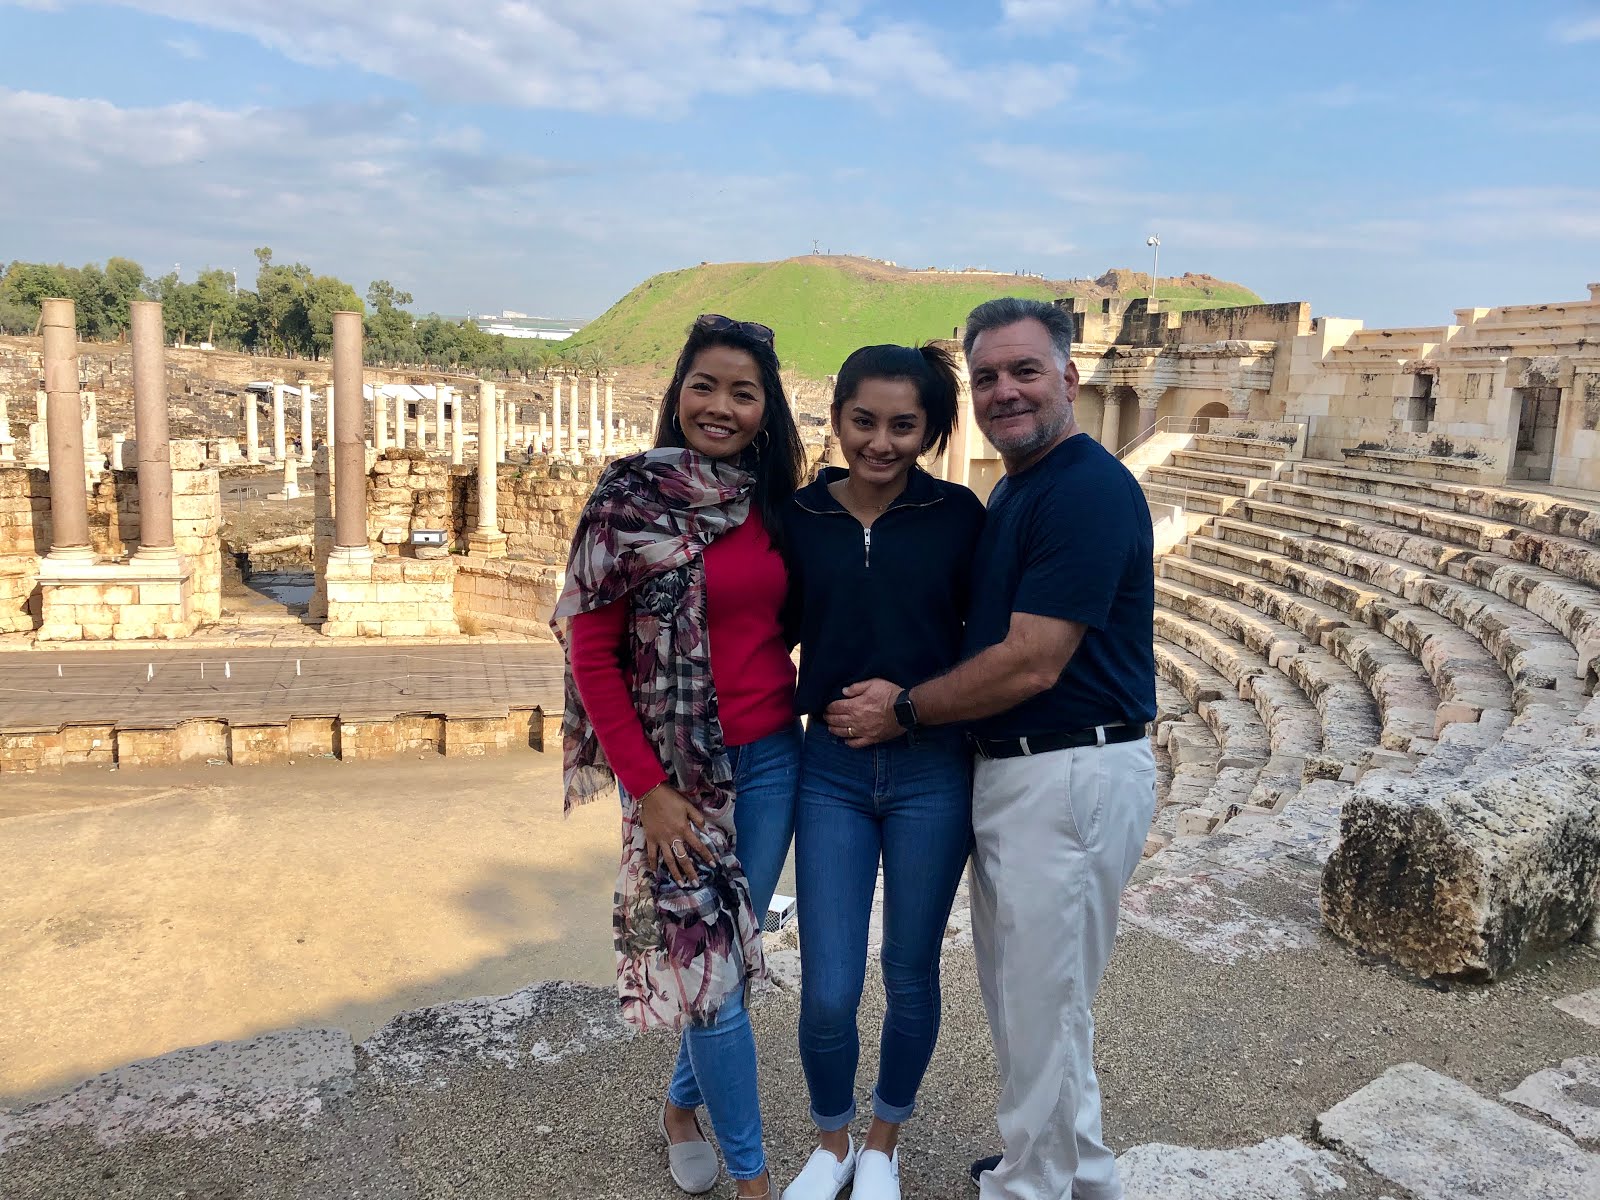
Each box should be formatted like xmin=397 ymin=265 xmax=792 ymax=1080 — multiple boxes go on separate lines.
xmin=0 ymin=251 xmax=605 ymax=376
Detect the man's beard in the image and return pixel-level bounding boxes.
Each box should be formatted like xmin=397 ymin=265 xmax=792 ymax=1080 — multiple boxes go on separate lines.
xmin=987 ymin=404 xmax=1071 ymax=459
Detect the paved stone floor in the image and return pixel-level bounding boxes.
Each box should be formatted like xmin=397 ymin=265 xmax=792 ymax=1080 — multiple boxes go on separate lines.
xmin=0 ymin=641 xmax=566 ymax=727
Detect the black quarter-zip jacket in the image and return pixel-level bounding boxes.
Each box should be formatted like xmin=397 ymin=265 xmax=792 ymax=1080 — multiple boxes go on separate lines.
xmin=782 ymin=465 xmax=987 ymax=716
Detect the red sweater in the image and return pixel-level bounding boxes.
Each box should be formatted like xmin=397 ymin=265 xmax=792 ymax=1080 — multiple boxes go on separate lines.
xmin=568 ymin=512 xmax=797 ymax=798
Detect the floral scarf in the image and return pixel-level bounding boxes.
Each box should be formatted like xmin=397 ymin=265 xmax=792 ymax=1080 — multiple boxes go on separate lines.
xmin=552 ymin=447 xmax=767 ymax=1031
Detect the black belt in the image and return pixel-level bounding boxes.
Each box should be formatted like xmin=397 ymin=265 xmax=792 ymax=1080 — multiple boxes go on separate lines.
xmin=971 ymin=723 xmax=1146 ymax=760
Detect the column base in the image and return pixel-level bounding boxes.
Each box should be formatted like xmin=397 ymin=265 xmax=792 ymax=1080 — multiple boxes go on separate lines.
xmin=468 ymin=530 xmax=507 ymax=559
xmin=43 ymin=546 xmax=96 ymax=566
xmin=130 ymin=545 xmax=181 ymax=566
xmin=328 ymin=545 xmax=375 ymax=567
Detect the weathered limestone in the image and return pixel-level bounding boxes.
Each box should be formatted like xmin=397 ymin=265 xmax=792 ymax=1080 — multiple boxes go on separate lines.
xmin=110 ymin=432 xmax=126 ymax=470
xmin=588 ymin=376 xmax=600 ymax=450
xmin=469 ymin=381 xmax=505 ymax=559
xmin=280 ymin=456 xmax=300 ymax=500
xmin=1137 ymin=385 xmax=1164 ymax=437
xmin=1321 ymin=751 xmax=1600 ymax=979
xmin=1316 ymin=1063 xmax=1600 ymax=1200
xmin=130 ymin=302 xmax=176 ymax=561
xmin=452 ymin=557 xmax=561 ymax=638
xmin=435 ymin=387 xmax=447 ymax=458
xmin=0 ymin=389 xmax=13 ymax=462
xmin=324 ymin=382 xmax=335 ymax=454
xmin=568 ymin=379 xmax=582 ymax=452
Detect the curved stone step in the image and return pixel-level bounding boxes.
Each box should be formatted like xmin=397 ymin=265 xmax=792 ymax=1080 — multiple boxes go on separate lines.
xmin=1183 ymin=534 xmax=1516 ymax=719
xmin=1158 ymin=555 xmax=1442 ymax=752
xmin=1146 ymin=464 xmax=1259 ymax=497
xmin=1234 ymin=496 xmax=1600 ymax=681
xmin=1142 ymin=481 xmax=1237 ymax=517
xmin=1209 ymin=518 xmax=1586 ymax=720
xmin=1291 ymin=461 xmax=1600 ymax=546
xmin=1169 ymin=449 xmax=1284 ymax=480
xmin=1157 ymin=578 xmax=1390 ymax=758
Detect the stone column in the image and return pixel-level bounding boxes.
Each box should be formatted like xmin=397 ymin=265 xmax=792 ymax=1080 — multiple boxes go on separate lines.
xmin=603 ymin=377 xmax=615 ymax=454
xmin=331 ymin=312 xmax=369 ymax=556
xmin=272 ymin=383 xmax=287 ymax=461
xmin=414 ymin=397 xmax=427 ymax=451
xmin=1229 ymin=387 xmax=1253 ymax=419
xmin=130 ymin=300 xmax=176 ymax=560
xmin=282 ymin=456 xmax=300 ymax=499
xmin=449 ymin=387 xmax=463 ymax=465
xmin=83 ymin=389 xmax=101 ymax=479
xmin=1 ymin=390 xmax=16 ymax=462
xmin=42 ymin=297 xmax=92 ymax=561
xmin=111 ymin=431 xmax=126 ymax=470
xmin=1099 ymin=393 xmax=1123 ymax=450
xmin=505 ymin=397 xmax=518 ymax=450
xmin=569 ymin=379 xmax=582 ymax=451
xmin=588 ymin=376 xmax=600 ymax=450
xmin=551 ymin=376 xmax=563 ymax=453
xmin=394 ymin=393 xmax=407 ymax=449
xmin=1136 ymin=386 xmax=1164 ymax=437
xmin=373 ymin=384 xmax=388 ymax=451
xmin=300 ymin=384 xmax=314 ymax=462
xmin=325 ymin=382 xmax=336 ymax=452
xmin=470 ymin=381 xmax=505 ymax=557
xmin=436 ymin=386 xmax=448 ymax=457
xmin=245 ymin=390 xmax=262 ymax=463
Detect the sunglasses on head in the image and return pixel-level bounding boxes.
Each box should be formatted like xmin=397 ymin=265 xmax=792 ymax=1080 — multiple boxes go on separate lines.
xmin=695 ymin=313 xmax=775 ymax=344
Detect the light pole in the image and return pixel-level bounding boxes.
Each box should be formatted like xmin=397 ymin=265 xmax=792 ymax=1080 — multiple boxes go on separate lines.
xmin=1145 ymin=235 xmax=1160 ymax=309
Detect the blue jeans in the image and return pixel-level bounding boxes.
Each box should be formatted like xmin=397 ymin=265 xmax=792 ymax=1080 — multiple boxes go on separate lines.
xmin=795 ymin=724 xmax=972 ymax=1129
xmin=665 ymin=719 xmax=800 ymax=1180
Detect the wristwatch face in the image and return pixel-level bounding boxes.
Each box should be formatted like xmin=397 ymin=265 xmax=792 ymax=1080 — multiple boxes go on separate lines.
xmin=894 ymin=695 xmax=917 ymax=728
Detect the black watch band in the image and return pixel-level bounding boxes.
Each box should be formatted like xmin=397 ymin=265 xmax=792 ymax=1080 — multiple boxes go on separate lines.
xmin=894 ymin=688 xmax=920 ymax=731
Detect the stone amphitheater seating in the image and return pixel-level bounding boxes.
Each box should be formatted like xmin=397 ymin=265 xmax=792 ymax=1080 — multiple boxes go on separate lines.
xmin=1340 ymin=445 xmax=1494 ymax=483
xmin=1138 ymin=439 xmax=1600 ymax=979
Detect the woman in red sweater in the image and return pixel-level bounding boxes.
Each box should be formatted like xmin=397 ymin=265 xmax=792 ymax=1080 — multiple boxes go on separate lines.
xmin=555 ymin=314 xmax=806 ymax=1200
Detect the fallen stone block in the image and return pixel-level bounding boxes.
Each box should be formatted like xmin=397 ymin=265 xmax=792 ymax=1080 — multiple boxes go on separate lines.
xmin=1316 ymin=1062 xmax=1599 ymax=1199
xmin=1321 ymin=752 xmax=1600 ymax=979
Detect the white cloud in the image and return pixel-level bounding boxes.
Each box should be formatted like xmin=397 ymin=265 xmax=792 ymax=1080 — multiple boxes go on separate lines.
xmin=69 ymin=0 xmax=1074 ymax=117
xmin=1552 ymin=15 xmax=1600 ymax=43
xmin=164 ymin=34 xmax=205 ymax=59
xmin=1001 ymin=0 xmax=1100 ymax=28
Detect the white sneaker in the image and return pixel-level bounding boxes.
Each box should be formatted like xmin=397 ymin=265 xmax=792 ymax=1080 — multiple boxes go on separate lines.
xmin=781 ymin=1137 xmax=856 ymax=1200
xmin=852 ymin=1147 xmax=901 ymax=1200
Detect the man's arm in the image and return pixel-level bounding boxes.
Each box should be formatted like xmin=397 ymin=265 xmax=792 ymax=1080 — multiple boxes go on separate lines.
xmin=823 ymin=611 xmax=1084 ymax=746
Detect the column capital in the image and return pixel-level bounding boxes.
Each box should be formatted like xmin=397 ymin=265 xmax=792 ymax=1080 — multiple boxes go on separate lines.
xmin=1229 ymin=387 xmax=1253 ymax=417
xmin=1135 ymin=385 xmax=1165 ymax=410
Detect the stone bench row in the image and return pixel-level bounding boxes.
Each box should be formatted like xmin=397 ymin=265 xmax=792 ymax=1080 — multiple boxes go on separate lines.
xmin=1157 ymin=578 xmax=1394 ymax=758
xmin=1206 ymin=517 xmax=1587 ymax=724
xmin=1140 ymin=481 xmax=1238 ymax=518
xmin=1190 ymin=433 xmax=1299 ymax=462
xmin=1145 ymin=463 xmax=1261 ymax=498
xmin=1291 ymin=462 xmax=1600 ymax=547
xmin=1167 ymin=449 xmax=1286 ymax=480
xmin=1236 ymin=493 xmax=1600 ymax=683
xmin=1154 ymin=640 xmax=1302 ymax=829
xmin=1264 ymin=476 xmax=1600 ymax=596
xmin=1178 ymin=534 xmax=1516 ymax=725
xmin=1340 ymin=447 xmax=1492 ymax=483
xmin=1158 ymin=555 xmax=1443 ymax=753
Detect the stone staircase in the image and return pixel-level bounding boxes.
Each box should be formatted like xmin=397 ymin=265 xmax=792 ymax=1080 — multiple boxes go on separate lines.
xmin=1133 ymin=437 xmax=1600 ymax=978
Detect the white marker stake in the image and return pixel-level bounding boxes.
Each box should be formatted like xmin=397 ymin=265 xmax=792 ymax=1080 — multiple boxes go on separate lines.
xmin=224 ymin=661 xmax=231 ymax=680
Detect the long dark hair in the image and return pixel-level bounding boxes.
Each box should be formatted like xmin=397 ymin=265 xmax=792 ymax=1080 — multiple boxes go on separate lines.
xmin=654 ymin=319 xmax=805 ymax=549
xmin=831 ymin=343 xmax=961 ymax=457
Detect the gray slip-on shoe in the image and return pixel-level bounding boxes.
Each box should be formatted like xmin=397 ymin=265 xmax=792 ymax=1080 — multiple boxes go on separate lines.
xmin=659 ymin=1105 xmax=720 ymax=1195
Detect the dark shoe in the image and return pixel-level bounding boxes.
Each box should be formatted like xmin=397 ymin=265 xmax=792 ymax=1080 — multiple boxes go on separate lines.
xmin=969 ymin=1154 xmax=1001 ymax=1189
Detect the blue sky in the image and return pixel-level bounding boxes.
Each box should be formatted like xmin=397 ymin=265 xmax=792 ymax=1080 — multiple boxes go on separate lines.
xmin=1 ymin=0 xmax=1597 ymax=327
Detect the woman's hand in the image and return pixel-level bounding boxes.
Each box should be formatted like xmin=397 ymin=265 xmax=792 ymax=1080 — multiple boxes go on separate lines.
xmin=640 ymin=783 xmax=713 ymax=886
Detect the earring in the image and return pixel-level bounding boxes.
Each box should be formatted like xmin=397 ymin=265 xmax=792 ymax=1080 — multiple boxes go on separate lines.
xmin=755 ymin=429 xmax=771 ymax=455
xmin=670 ymin=410 xmax=681 ymax=434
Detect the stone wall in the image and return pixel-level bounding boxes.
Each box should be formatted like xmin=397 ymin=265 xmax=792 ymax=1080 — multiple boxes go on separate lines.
xmin=481 ymin=461 xmax=599 ymax=561
xmin=323 ymin=553 xmax=458 ymax=638
xmin=0 ymin=442 xmax=220 ymax=636
xmin=453 ymin=558 xmax=561 ymax=639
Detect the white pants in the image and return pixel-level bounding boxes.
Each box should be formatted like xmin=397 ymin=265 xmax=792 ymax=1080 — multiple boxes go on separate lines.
xmin=970 ymin=737 xmax=1156 ymax=1200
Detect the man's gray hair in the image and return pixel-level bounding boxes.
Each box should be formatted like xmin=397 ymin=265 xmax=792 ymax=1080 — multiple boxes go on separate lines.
xmin=962 ymin=297 xmax=1076 ymax=368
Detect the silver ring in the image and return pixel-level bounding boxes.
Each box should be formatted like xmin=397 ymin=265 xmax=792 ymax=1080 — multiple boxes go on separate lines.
xmin=848 ymin=726 xmax=855 ymax=738
xmin=671 ymin=838 xmax=689 ymax=858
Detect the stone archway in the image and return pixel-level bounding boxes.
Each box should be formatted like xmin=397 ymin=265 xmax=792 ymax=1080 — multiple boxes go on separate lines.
xmin=1193 ymin=400 xmax=1229 ymax=421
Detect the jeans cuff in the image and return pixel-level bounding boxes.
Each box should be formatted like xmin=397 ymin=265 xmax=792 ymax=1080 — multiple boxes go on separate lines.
xmin=871 ymin=1088 xmax=915 ymax=1125
xmin=726 ymin=1153 xmax=768 ymax=1182
xmin=666 ymin=1091 xmax=701 ymax=1110
xmin=810 ymin=1099 xmax=857 ymax=1132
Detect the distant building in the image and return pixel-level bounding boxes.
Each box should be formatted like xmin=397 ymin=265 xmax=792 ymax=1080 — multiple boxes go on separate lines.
xmin=470 ymin=314 xmax=583 ymax=342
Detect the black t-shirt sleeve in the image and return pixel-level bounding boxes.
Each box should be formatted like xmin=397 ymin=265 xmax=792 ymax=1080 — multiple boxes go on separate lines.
xmin=1012 ymin=471 xmax=1136 ymax=631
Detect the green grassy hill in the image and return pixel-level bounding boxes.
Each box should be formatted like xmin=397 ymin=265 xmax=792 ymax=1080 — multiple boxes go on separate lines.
xmin=564 ymin=257 xmax=1262 ymax=378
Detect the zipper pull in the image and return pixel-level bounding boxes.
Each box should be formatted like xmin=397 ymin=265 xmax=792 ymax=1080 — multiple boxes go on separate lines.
xmin=863 ymin=527 xmax=872 ymax=567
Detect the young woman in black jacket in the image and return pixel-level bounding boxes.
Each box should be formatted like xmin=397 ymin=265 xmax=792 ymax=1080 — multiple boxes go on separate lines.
xmin=780 ymin=345 xmax=984 ymax=1200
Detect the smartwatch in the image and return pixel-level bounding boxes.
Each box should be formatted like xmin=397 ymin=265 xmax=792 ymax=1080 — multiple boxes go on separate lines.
xmin=893 ymin=688 xmax=920 ymax=731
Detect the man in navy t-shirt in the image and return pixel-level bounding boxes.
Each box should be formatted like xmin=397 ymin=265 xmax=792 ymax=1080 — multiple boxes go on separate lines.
xmin=826 ymin=297 xmax=1156 ymax=1200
